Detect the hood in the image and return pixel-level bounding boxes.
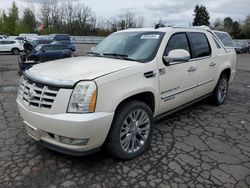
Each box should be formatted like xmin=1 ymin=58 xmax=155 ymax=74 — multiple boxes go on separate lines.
xmin=25 ymin=56 xmax=139 ymax=87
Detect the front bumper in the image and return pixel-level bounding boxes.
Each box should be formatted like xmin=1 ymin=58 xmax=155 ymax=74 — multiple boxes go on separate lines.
xmin=17 ymin=99 xmax=114 ymax=155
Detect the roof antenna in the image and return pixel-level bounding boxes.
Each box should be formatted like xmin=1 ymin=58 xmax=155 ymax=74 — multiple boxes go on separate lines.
xmin=155 ymin=24 xmax=160 ymax=29
xmin=155 ymin=23 xmax=166 ymax=29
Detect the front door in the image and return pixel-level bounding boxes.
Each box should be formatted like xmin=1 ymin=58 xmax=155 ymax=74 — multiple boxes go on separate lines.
xmin=158 ymin=33 xmax=197 ymax=114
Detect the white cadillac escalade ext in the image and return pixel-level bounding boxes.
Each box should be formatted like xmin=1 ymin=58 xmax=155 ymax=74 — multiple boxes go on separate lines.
xmin=17 ymin=26 xmax=236 ymax=159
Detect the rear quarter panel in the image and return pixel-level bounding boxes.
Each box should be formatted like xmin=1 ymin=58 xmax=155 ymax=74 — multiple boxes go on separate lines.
xmin=217 ymin=51 xmax=237 ymax=83
xmin=209 ymin=31 xmax=237 ymax=83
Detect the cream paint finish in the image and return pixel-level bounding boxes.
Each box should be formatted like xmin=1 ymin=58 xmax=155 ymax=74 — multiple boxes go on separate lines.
xmin=157 ymin=30 xmax=197 ymax=114
xmin=17 ymin=99 xmax=114 ymax=151
xmin=17 ymin=27 xmax=237 ymax=153
xmin=27 ymin=56 xmax=139 ymax=82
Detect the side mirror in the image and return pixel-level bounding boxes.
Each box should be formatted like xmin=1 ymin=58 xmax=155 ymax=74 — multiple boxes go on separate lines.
xmin=163 ymin=49 xmax=190 ymax=66
xmin=90 ymin=47 xmax=95 ymax=52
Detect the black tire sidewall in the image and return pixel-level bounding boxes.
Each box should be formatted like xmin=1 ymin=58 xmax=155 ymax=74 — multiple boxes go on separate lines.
xmin=12 ymin=48 xmax=19 ymax=55
xmin=213 ymin=74 xmax=229 ymax=105
xmin=107 ymin=100 xmax=154 ymax=160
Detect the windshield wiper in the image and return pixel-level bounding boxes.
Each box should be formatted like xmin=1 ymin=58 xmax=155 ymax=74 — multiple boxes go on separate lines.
xmin=87 ymin=51 xmax=102 ymax=56
xmin=103 ymin=53 xmax=136 ymax=61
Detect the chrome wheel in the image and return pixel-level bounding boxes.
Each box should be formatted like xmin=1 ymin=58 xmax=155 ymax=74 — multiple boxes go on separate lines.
xmin=120 ymin=109 xmax=150 ymax=154
xmin=217 ymin=77 xmax=228 ymax=103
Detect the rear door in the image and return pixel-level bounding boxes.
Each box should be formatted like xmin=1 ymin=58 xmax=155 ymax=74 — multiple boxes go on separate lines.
xmin=1 ymin=41 xmax=14 ymax=51
xmin=187 ymin=32 xmax=216 ymax=98
xmin=158 ymin=32 xmax=198 ymax=114
xmin=52 ymin=45 xmax=65 ymax=60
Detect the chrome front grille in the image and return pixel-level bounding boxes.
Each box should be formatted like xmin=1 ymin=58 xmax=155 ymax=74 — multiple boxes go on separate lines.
xmin=18 ymin=76 xmax=59 ymax=109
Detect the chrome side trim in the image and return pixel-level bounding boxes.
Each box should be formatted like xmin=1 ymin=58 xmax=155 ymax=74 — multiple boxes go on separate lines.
xmin=189 ymin=56 xmax=211 ymax=62
xmin=197 ymin=79 xmax=214 ymax=86
xmin=24 ymin=70 xmax=75 ymax=88
xmin=161 ymin=85 xmax=197 ymax=100
xmin=163 ymin=96 xmax=175 ymax=102
xmin=156 ymin=93 xmax=212 ymax=121
xmin=161 ymin=79 xmax=214 ymax=101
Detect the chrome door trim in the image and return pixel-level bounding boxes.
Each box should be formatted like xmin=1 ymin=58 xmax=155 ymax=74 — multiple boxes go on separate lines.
xmin=189 ymin=56 xmax=211 ymax=62
xmin=197 ymin=79 xmax=214 ymax=86
xmin=161 ymin=79 xmax=214 ymax=101
xmin=161 ymin=84 xmax=197 ymax=100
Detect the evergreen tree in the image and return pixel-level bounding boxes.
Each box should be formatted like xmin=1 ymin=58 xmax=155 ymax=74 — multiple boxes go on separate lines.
xmin=6 ymin=1 xmax=19 ymax=35
xmin=193 ymin=5 xmax=210 ymax=26
xmin=224 ymin=17 xmax=234 ymax=33
xmin=21 ymin=8 xmax=36 ymax=33
xmin=231 ymin=21 xmax=241 ymax=39
xmin=242 ymin=15 xmax=250 ymax=38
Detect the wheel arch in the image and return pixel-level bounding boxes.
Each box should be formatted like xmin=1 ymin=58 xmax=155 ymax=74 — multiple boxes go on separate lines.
xmin=11 ymin=47 xmax=20 ymax=53
xmin=114 ymin=91 xmax=156 ymax=115
xmin=220 ymin=68 xmax=231 ymax=80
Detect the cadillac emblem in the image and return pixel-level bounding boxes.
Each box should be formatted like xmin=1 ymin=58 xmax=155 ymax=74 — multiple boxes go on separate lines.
xmin=27 ymin=88 xmax=36 ymax=101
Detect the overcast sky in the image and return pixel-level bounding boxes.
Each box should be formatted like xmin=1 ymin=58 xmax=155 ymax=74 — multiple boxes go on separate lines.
xmin=0 ymin=0 xmax=249 ymax=26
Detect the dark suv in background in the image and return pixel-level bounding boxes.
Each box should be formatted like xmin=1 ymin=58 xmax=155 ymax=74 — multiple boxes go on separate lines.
xmin=49 ymin=34 xmax=71 ymax=41
xmin=19 ymin=44 xmax=72 ymax=72
xmin=30 ymin=39 xmax=54 ymax=47
xmin=51 ymin=41 xmax=76 ymax=52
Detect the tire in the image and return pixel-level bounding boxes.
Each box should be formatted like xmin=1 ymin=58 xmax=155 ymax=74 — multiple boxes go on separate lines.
xmin=18 ymin=71 xmax=23 ymax=76
xmin=211 ymin=74 xmax=229 ymax=106
xmin=107 ymin=100 xmax=154 ymax=160
xmin=12 ymin=48 xmax=20 ymax=55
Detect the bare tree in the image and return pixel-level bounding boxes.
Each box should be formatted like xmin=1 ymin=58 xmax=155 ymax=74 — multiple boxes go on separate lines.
xmin=108 ymin=10 xmax=144 ymax=31
xmin=119 ymin=10 xmax=136 ymax=29
xmin=40 ymin=0 xmax=51 ymax=29
xmin=137 ymin=16 xmax=144 ymax=28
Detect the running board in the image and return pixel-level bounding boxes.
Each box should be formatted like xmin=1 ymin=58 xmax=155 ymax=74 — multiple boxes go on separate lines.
xmin=155 ymin=93 xmax=212 ymax=121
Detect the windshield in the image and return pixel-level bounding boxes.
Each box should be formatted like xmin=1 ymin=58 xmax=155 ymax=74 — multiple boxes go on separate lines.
xmin=35 ymin=45 xmax=42 ymax=51
xmin=91 ymin=31 xmax=165 ymax=62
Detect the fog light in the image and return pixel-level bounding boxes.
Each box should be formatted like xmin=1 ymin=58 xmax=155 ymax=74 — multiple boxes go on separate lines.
xmin=59 ymin=136 xmax=89 ymax=146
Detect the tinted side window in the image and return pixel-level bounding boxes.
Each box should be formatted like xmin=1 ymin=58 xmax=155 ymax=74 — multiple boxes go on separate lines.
xmin=189 ymin=33 xmax=211 ymax=58
xmin=42 ymin=46 xmax=50 ymax=51
xmin=164 ymin=33 xmax=190 ymax=56
xmin=49 ymin=45 xmax=56 ymax=50
xmin=2 ymin=41 xmax=15 ymax=44
xmin=53 ymin=45 xmax=63 ymax=50
xmin=214 ymin=32 xmax=233 ymax=47
xmin=50 ymin=46 xmax=59 ymax=50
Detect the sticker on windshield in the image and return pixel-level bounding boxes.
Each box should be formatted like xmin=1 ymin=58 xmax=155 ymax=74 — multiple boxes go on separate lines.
xmin=141 ymin=35 xmax=160 ymax=39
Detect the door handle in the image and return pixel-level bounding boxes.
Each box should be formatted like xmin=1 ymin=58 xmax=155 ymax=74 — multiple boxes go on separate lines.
xmin=209 ymin=62 xmax=216 ymax=66
xmin=188 ymin=66 xmax=197 ymax=72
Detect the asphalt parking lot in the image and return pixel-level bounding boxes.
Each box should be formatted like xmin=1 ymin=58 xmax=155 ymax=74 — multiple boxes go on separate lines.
xmin=0 ymin=53 xmax=250 ymax=188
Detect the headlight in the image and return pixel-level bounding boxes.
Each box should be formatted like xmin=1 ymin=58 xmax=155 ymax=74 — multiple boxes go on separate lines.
xmin=67 ymin=81 xmax=97 ymax=113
